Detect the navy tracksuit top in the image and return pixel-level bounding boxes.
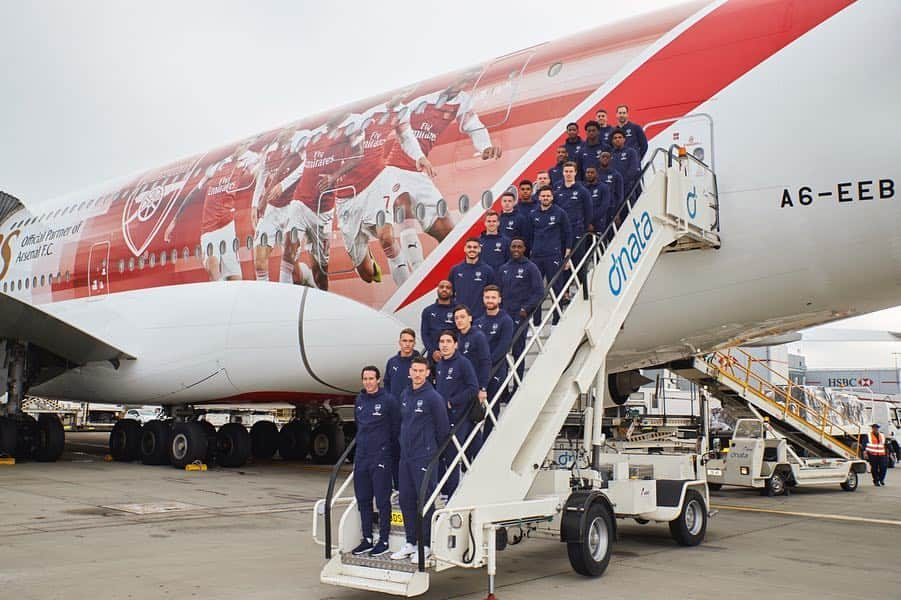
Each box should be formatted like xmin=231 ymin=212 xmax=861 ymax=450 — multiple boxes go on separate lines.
xmin=529 ymin=204 xmax=572 ymax=258
xmin=354 ymin=387 xmax=399 ymax=465
xmin=435 ymin=351 xmax=479 ymax=423
xmin=398 ymin=383 xmax=450 ymax=460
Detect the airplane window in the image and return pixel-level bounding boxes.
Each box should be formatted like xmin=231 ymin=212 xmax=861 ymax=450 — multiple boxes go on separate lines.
xmin=17 ymin=280 xmax=22 ymax=291
xmin=25 ymin=277 xmax=29 ymax=289
xmin=506 ymin=185 xmax=518 ymax=200
xmin=40 ymin=274 xmax=45 ymax=287
xmin=260 ymin=233 xmax=268 ymax=247
xmin=128 ymin=258 xmax=135 ymax=272
xmin=458 ymin=194 xmax=470 ymax=213
xmin=414 ymin=203 xmax=425 ymax=222
xmin=149 ymin=253 xmax=156 ymax=268
xmin=118 ymin=259 xmax=125 ymax=273
xmin=158 ymin=251 xmax=166 ymax=267
xmin=394 ymin=205 xmax=406 ymax=223
xmin=32 ymin=276 xmax=36 ymax=288
xmin=290 ymin=228 xmax=299 ymax=244
xmin=231 ymin=238 xmax=238 ymax=253
xmin=195 ymin=245 xmax=202 ymax=260
xmin=274 ymin=230 xmax=283 ymax=246
xmin=206 ymin=243 xmax=214 ymax=258
xmin=481 ymin=190 xmax=494 ymax=209
xmin=547 ymin=62 xmax=563 ymax=78
xmin=171 ymin=249 xmax=178 ymax=264
xmin=218 ymin=240 xmax=226 ymax=256
xmin=375 ymin=210 xmax=386 ymax=229
xmin=55 ymin=272 xmax=61 ymax=284
xmin=183 ymin=247 xmax=190 ymax=261
xmin=436 ymin=198 xmax=447 ymax=218
xmin=246 ymin=235 xmax=253 ymax=250
xmin=65 ymin=271 xmax=70 ymax=283
xmin=138 ymin=256 xmax=145 ymax=270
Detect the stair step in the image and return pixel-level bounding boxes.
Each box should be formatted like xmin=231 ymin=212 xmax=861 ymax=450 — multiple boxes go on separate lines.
xmin=341 ymin=552 xmax=419 ymax=573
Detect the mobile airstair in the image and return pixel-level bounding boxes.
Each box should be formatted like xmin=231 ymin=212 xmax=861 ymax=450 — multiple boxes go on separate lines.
xmin=313 ymin=148 xmax=720 ymax=596
xmin=670 ymin=350 xmax=867 ymax=494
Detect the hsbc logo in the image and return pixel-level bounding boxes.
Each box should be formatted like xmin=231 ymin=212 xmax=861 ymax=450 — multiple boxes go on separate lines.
xmin=828 ymin=377 xmax=874 ymax=388
xmin=0 ymin=229 xmax=21 ymax=281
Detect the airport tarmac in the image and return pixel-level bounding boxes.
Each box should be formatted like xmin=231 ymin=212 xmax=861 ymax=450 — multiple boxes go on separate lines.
xmin=0 ymin=432 xmax=898 ymax=600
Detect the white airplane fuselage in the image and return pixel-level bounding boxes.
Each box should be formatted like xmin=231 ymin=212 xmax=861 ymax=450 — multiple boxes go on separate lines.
xmin=0 ymin=0 xmax=898 ymax=408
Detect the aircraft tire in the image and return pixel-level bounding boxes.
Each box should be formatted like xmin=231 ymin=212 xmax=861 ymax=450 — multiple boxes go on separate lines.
xmin=310 ymin=422 xmax=346 ymax=465
xmin=169 ymin=422 xmax=209 ymax=469
xmin=217 ymin=423 xmax=251 ymax=468
xmin=109 ymin=419 xmax=142 ymax=461
xmin=14 ymin=414 xmax=38 ymax=459
xmin=0 ymin=417 xmax=16 ymax=456
xmin=33 ymin=414 xmax=65 ymax=462
xmin=198 ymin=420 xmax=217 ymax=464
xmin=250 ymin=421 xmax=279 ymax=460
xmin=566 ymin=500 xmax=613 ymax=577
xmin=140 ymin=420 xmax=171 ymax=465
xmin=669 ymin=489 xmax=708 ymax=546
xmin=278 ymin=420 xmax=311 ymax=461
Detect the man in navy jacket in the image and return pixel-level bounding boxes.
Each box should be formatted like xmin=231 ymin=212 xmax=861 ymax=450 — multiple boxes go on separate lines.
xmin=449 ymin=238 xmax=494 ymax=320
xmin=615 ymin=104 xmax=648 ymax=160
xmin=391 ymin=357 xmax=450 ymax=562
xmin=420 ymin=280 xmax=455 ymax=364
xmin=384 ymin=328 xmax=420 ymax=398
xmin=497 ymin=238 xmax=544 ymax=385
xmin=610 ymin=129 xmax=641 ymax=201
xmin=583 ymin=166 xmax=612 ymax=236
xmin=563 ymin=122 xmax=584 ymax=161
xmin=352 ymin=366 xmax=399 ymax=557
xmin=529 ymin=186 xmax=572 ymax=323
xmin=478 ymin=211 xmax=510 ymax=270
xmin=475 ymin=284 xmax=514 ymax=436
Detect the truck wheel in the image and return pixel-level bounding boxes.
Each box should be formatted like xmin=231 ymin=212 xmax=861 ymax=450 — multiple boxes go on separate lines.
xmin=109 ymin=419 xmax=142 ymax=461
xmin=32 ymin=414 xmax=65 ymax=462
xmin=888 ymin=453 xmax=897 ymax=469
xmin=0 ymin=417 xmax=17 ymax=456
xmin=840 ymin=469 xmax=858 ymax=492
xmin=566 ymin=501 xmax=613 ymax=577
xmin=669 ymin=489 xmax=707 ymax=546
xmin=140 ymin=420 xmax=171 ymax=465
xmin=765 ymin=472 xmax=787 ymax=497
xmin=217 ymin=423 xmax=251 ymax=468
xmin=707 ymin=483 xmax=722 ymax=492
xmin=169 ymin=422 xmax=209 ymax=468
xmin=310 ymin=422 xmax=346 ymax=464
xmin=278 ymin=420 xmax=311 ymax=460
xmin=250 ymin=421 xmax=279 ymax=459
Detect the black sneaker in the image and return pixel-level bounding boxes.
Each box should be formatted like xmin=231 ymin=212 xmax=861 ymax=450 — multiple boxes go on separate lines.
xmin=371 ymin=540 xmax=390 ymax=557
xmin=352 ymin=539 xmax=373 ymax=555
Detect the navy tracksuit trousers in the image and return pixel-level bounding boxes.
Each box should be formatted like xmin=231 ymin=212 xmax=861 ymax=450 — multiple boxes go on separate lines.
xmin=354 ymin=460 xmax=393 ymax=542
xmin=398 ymin=456 xmax=437 ymax=546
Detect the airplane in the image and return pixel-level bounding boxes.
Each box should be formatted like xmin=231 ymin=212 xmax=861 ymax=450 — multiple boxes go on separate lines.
xmin=0 ymin=0 xmax=898 ymax=470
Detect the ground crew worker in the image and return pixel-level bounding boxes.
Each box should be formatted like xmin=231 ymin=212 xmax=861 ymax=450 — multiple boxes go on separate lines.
xmin=478 ymin=210 xmax=510 ymax=270
xmin=384 ymin=328 xmax=420 ymax=398
xmin=475 ymin=284 xmax=514 ymax=436
xmin=497 ymin=238 xmax=543 ymax=386
xmin=391 ymin=357 xmax=449 ymax=563
xmin=434 ymin=330 xmax=479 ymax=496
xmin=449 ymin=238 xmax=494 ymax=319
xmin=351 ymin=366 xmax=398 ymax=557
xmin=529 ymin=186 xmax=572 ymax=324
xmin=420 ymin=280 xmax=455 ymax=365
xmin=865 ymin=423 xmax=888 ymax=486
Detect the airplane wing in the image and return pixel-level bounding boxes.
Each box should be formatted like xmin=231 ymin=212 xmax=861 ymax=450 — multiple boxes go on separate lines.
xmin=0 ymin=292 xmax=135 ymax=364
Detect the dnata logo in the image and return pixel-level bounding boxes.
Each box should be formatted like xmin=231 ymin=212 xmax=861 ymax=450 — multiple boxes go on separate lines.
xmin=608 ymin=211 xmax=654 ymax=297
xmin=0 ymin=229 xmax=21 ymax=281
xmin=686 ymin=186 xmax=697 ymax=219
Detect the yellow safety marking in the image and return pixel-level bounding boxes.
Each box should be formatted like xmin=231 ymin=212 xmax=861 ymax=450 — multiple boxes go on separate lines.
xmin=713 ymin=504 xmax=901 ymax=527
xmin=185 ymin=463 xmax=208 ymax=471
xmin=390 ymin=510 xmax=405 ymax=526
xmin=0 ymin=457 xmax=15 ymax=465
xmin=103 ymin=454 xmax=114 ymax=462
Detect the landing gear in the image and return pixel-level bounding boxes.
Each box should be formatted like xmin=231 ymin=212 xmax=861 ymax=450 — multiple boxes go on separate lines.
xmin=250 ymin=421 xmax=279 ymax=460
xmin=109 ymin=419 xmax=143 ymax=461
xmin=216 ymin=422 xmax=251 ymax=467
xmin=310 ymin=422 xmax=346 ymax=464
xmin=140 ymin=419 xmax=171 ymax=465
xmin=169 ymin=421 xmax=209 ymax=468
xmin=13 ymin=414 xmax=38 ymax=459
xmin=279 ymin=420 xmax=311 ymax=461
xmin=33 ymin=414 xmax=65 ymax=462
xmin=566 ymin=500 xmax=614 ymax=577
xmin=0 ymin=417 xmax=16 ymax=456
xmin=668 ymin=489 xmax=707 ymax=546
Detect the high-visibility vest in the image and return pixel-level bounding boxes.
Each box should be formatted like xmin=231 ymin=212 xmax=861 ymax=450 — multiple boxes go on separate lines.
xmin=867 ymin=432 xmax=886 ymax=456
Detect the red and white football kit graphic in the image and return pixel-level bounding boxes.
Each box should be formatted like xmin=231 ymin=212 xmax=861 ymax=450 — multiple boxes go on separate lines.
xmin=253 ymin=131 xmax=312 ymax=248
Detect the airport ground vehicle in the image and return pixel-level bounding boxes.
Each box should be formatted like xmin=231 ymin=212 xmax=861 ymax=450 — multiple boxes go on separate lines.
xmin=313 ymin=151 xmax=718 ymax=596
xmin=704 ymin=418 xmax=866 ymax=495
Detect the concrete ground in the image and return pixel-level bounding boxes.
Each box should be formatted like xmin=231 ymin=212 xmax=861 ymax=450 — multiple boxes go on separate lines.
xmin=0 ymin=432 xmax=899 ymax=599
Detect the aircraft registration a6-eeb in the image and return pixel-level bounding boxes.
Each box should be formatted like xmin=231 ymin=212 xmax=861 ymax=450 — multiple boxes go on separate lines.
xmin=0 ymin=0 xmax=898 ymax=468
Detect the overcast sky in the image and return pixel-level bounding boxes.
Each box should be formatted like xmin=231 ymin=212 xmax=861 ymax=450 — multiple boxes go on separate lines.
xmin=1 ymin=0 xmax=898 ymax=368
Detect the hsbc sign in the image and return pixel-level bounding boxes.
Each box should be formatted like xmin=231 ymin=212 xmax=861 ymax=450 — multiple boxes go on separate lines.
xmin=827 ymin=377 xmax=874 ymax=388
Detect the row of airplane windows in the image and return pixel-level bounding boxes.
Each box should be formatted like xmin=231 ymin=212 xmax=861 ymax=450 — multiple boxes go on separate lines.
xmin=7 ymin=193 xmax=117 ymax=231
xmin=3 ymin=271 xmax=70 ymax=293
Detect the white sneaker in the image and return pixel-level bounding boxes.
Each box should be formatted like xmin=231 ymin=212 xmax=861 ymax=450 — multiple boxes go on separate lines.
xmin=411 ymin=546 xmax=431 ymax=563
xmin=390 ymin=543 xmax=416 ymax=560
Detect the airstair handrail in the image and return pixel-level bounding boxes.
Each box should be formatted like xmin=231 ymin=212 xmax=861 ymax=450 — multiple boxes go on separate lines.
xmin=323 ymin=436 xmax=357 ymax=559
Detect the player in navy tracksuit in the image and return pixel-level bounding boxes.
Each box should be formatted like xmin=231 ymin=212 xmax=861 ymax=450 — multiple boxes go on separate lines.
xmin=577 ymin=121 xmax=609 ymax=178
xmin=615 ymin=104 xmax=649 ymax=160
xmin=529 ymin=186 xmax=572 ymax=324
xmin=563 ymin=122 xmax=584 ymax=161
xmin=351 ymin=366 xmax=400 ymax=557
xmin=497 ymin=238 xmax=544 ymax=386
xmin=474 ymin=284 xmax=514 ymax=436
xmin=515 ymin=180 xmax=536 ymax=221
xmin=420 ymin=280 xmax=455 ymax=365
xmin=384 ymin=328 xmax=420 ymax=399
xmin=391 ymin=357 xmax=450 ymax=562
xmin=598 ymin=151 xmax=624 ymax=224
xmin=583 ymin=166 xmax=612 ymax=236
xmin=449 ymin=238 xmax=494 ymax=320
xmin=555 ymin=162 xmax=593 ymax=291
xmin=548 ymin=146 xmax=568 ymax=188
xmin=501 ymin=192 xmax=530 ymax=252
xmin=434 ymin=330 xmax=479 ymax=497
xmin=595 ymin=109 xmax=615 ymax=151
xmin=610 ymin=129 xmax=641 ymax=203
xmin=478 ymin=211 xmax=510 ymax=270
